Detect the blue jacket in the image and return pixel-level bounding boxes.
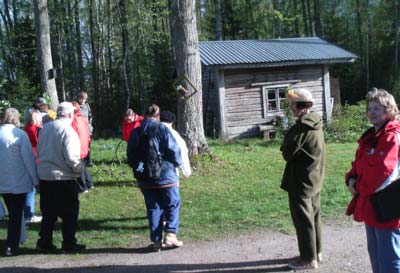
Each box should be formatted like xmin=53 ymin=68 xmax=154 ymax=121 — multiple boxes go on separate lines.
xmin=127 ymin=118 xmax=182 ymax=187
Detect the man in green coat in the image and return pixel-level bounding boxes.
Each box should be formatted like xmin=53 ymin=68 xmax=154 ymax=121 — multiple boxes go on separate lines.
xmin=280 ymin=88 xmax=325 ymax=270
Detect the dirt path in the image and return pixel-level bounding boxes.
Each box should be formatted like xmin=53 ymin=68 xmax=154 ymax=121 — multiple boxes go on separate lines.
xmin=0 ymin=221 xmax=370 ymax=273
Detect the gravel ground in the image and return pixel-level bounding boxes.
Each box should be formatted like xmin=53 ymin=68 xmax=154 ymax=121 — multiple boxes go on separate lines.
xmin=0 ymin=221 xmax=371 ymax=273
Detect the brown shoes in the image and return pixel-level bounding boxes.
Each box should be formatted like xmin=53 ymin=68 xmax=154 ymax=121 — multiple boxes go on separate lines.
xmin=163 ymin=233 xmax=183 ymax=247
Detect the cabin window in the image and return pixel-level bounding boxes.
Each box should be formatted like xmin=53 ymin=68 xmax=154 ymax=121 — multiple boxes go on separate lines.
xmin=265 ymin=87 xmax=287 ymax=113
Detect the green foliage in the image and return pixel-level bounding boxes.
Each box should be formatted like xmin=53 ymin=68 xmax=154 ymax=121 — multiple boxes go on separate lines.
xmin=325 ymin=101 xmax=370 ymax=143
xmin=0 ymin=100 xmax=11 ymax=117
xmin=0 ymin=138 xmax=357 ymax=250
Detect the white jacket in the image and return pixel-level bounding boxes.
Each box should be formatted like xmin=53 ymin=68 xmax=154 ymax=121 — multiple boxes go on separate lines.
xmin=0 ymin=124 xmax=39 ymax=194
xmin=37 ymin=118 xmax=82 ymax=180
xmin=163 ymin=123 xmax=191 ymax=178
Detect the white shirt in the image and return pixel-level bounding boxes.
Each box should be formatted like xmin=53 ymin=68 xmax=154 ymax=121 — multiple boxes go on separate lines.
xmin=162 ymin=122 xmax=191 ymax=178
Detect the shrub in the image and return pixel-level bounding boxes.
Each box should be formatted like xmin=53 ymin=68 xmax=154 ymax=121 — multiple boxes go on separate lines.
xmin=325 ymin=101 xmax=370 ymax=143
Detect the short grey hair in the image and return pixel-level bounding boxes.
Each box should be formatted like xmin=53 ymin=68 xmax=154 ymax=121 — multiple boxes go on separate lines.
xmin=366 ymin=88 xmax=399 ymax=119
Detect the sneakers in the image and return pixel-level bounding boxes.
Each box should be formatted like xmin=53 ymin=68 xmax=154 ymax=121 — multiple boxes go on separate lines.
xmin=163 ymin=233 xmax=183 ymax=247
xmin=152 ymin=241 xmax=163 ymax=252
xmin=288 ymin=259 xmax=318 ymax=270
xmin=36 ymin=241 xmax=57 ymax=252
xmin=61 ymin=243 xmax=86 ymax=253
xmin=26 ymin=215 xmax=42 ymax=224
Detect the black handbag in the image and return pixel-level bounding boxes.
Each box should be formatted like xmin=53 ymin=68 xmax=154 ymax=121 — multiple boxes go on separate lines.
xmin=370 ymin=178 xmax=400 ymax=223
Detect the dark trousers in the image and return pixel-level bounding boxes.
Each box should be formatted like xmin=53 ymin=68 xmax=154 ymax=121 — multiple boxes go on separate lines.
xmin=81 ymin=157 xmax=93 ymax=189
xmin=2 ymin=193 xmax=26 ymax=250
xmin=38 ymin=180 xmax=79 ymax=247
xmin=288 ymin=192 xmax=322 ymax=261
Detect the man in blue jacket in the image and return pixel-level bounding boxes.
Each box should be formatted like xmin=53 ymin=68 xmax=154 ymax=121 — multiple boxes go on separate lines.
xmin=127 ymin=104 xmax=182 ymax=252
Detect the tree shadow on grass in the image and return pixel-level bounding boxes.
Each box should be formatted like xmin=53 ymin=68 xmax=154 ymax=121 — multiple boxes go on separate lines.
xmin=0 ymin=258 xmax=293 ymax=273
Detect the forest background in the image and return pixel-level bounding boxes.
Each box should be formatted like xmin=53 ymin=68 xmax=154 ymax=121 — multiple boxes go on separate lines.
xmin=0 ymin=0 xmax=398 ymax=136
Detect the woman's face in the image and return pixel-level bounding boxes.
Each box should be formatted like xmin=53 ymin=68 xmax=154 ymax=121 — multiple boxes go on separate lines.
xmin=367 ymin=100 xmax=388 ymax=129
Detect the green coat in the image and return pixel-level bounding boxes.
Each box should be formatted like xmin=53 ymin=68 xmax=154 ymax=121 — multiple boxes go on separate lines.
xmin=280 ymin=112 xmax=325 ymax=197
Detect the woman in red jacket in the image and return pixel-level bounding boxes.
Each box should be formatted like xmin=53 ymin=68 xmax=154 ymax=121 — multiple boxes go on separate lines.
xmin=122 ymin=109 xmax=144 ymax=142
xmin=346 ymin=88 xmax=400 ymax=273
xmin=72 ymin=101 xmax=93 ymax=192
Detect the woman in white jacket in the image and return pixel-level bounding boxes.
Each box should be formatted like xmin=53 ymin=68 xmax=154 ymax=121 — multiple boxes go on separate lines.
xmin=0 ymin=108 xmax=39 ymax=256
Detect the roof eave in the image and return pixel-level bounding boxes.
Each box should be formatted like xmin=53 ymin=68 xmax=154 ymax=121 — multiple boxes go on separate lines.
xmin=201 ymin=57 xmax=357 ymax=70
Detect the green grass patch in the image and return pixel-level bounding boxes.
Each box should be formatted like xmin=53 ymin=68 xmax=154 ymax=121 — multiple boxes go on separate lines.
xmin=0 ymin=138 xmax=357 ymax=249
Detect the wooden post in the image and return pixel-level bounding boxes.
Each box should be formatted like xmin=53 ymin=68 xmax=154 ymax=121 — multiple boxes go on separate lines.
xmin=216 ymin=69 xmax=228 ymax=140
xmin=323 ymin=64 xmax=332 ymax=123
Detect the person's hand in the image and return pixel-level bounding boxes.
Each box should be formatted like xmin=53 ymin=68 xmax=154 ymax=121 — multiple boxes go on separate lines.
xmin=348 ymin=178 xmax=357 ymax=195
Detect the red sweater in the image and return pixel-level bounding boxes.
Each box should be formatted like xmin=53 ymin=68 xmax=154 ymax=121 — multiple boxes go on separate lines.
xmin=346 ymin=119 xmax=400 ymax=229
xmin=24 ymin=123 xmax=42 ymax=161
xmin=122 ymin=115 xmax=144 ymax=141
xmin=72 ymin=113 xmax=91 ymax=159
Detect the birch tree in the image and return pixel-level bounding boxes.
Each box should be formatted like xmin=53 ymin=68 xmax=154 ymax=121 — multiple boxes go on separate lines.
xmin=33 ymin=0 xmax=59 ymax=109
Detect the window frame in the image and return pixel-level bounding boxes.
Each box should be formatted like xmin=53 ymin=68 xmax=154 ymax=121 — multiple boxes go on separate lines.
xmin=262 ymin=84 xmax=289 ymax=118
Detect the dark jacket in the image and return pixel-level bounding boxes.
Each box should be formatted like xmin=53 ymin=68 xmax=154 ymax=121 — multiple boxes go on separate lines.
xmin=127 ymin=118 xmax=182 ymax=188
xmin=280 ymin=112 xmax=325 ymax=197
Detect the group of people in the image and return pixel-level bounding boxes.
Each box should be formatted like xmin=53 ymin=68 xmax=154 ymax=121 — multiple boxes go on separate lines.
xmin=0 ymin=86 xmax=399 ymax=273
xmin=0 ymin=92 xmax=94 ymax=256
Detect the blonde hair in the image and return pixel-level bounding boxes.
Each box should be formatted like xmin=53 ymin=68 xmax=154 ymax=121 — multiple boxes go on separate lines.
xmin=366 ymin=88 xmax=399 ymax=119
xmin=30 ymin=110 xmax=42 ymax=126
xmin=2 ymin=108 xmax=21 ymax=127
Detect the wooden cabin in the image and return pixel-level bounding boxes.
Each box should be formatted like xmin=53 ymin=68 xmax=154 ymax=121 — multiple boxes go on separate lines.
xmin=199 ymin=37 xmax=356 ymax=140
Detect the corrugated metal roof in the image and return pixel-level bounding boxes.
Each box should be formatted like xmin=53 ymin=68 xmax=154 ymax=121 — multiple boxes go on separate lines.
xmin=199 ymin=37 xmax=357 ymax=66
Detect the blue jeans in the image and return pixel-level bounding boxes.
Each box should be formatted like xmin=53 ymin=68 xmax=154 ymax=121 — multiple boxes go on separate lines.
xmin=24 ymin=188 xmax=36 ymax=219
xmin=142 ymin=185 xmax=180 ymax=242
xmin=366 ymin=224 xmax=400 ymax=273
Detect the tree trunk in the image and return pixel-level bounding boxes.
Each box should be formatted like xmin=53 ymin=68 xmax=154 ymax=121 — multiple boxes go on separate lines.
xmin=88 ymin=0 xmax=99 ymax=115
xmin=300 ymin=0 xmax=309 ymax=36
xmin=273 ymin=0 xmax=282 ymax=37
xmin=355 ymin=0 xmax=363 ymax=63
xmin=215 ymin=0 xmax=222 ymax=40
xmin=169 ymin=0 xmax=208 ymax=156
xmin=74 ymin=0 xmax=84 ymax=93
xmin=395 ymin=0 xmax=399 ymax=75
xmin=305 ymin=0 xmax=313 ymax=36
xmin=118 ymin=0 xmax=131 ymax=111
xmin=313 ymin=0 xmax=322 ymax=37
xmin=293 ymin=0 xmax=300 ymax=36
xmin=33 ymin=0 xmax=59 ymax=110
xmin=366 ymin=0 xmax=371 ymax=92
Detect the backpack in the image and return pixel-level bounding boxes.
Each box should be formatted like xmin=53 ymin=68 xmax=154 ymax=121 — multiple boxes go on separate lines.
xmin=133 ymin=123 xmax=163 ymax=181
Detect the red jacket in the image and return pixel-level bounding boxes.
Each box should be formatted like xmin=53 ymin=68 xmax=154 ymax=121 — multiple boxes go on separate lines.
xmin=346 ymin=119 xmax=400 ymax=229
xmin=122 ymin=115 xmax=144 ymax=141
xmin=24 ymin=123 xmax=42 ymax=161
xmin=72 ymin=113 xmax=91 ymax=159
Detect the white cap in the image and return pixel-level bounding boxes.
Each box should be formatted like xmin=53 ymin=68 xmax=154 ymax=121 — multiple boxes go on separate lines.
xmin=287 ymin=88 xmax=314 ymax=103
xmin=57 ymin=102 xmax=75 ymax=116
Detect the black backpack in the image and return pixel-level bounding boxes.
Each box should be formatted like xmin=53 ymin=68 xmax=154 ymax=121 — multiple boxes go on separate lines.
xmin=133 ymin=123 xmax=163 ymax=181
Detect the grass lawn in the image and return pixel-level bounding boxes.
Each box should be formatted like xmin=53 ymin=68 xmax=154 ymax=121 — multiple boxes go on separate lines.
xmin=0 ymin=138 xmax=357 ymax=250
